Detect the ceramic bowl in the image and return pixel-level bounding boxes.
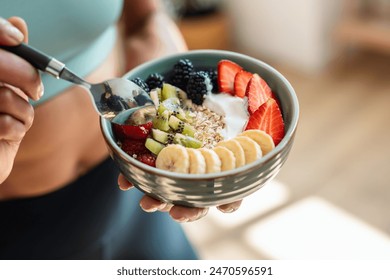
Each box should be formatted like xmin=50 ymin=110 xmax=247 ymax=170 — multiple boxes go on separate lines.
xmin=100 ymin=50 xmax=299 ymax=207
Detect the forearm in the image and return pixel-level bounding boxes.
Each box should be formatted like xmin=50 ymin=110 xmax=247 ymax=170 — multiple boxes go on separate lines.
xmin=122 ymin=9 xmax=187 ymax=71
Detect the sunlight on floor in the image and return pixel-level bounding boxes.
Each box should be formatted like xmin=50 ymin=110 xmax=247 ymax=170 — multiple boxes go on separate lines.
xmin=207 ymin=180 xmax=290 ymax=228
xmin=182 ymin=180 xmax=290 ymax=259
xmin=184 ymin=182 xmax=390 ymax=259
xmin=245 ymin=196 xmax=390 ymax=259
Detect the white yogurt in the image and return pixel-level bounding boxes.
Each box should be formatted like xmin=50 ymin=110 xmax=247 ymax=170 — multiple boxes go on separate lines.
xmin=203 ymin=93 xmax=249 ymax=140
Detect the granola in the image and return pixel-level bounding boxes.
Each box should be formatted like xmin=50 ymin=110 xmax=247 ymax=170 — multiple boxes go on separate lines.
xmin=189 ymin=103 xmax=225 ymax=148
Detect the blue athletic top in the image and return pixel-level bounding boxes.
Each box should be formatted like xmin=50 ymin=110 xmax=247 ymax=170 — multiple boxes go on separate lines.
xmin=2 ymin=0 xmax=123 ymax=106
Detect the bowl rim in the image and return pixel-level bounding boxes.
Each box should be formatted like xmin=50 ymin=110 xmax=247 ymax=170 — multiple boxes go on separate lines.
xmin=100 ymin=49 xmax=299 ymax=180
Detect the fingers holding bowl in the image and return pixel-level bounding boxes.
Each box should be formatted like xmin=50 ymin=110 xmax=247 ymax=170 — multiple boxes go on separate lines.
xmin=217 ymin=199 xmax=242 ymax=213
xmin=139 ymin=194 xmax=208 ymax=223
xmin=118 ymin=174 xmax=207 ymax=222
xmin=139 ymin=195 xmax=169 ymax=213
xmin=169 ymin=205 xmax=208 ymax=223
xmin=118 ymin=174 xmax=242 ymax=222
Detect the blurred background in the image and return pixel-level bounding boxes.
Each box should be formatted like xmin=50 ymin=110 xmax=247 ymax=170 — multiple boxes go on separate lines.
xmin=164 ymin=0 xmax=390 ymax=259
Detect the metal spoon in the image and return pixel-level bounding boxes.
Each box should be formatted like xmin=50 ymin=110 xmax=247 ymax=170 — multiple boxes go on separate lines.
xmin=1 ymin=43 xmax=156 ymax=124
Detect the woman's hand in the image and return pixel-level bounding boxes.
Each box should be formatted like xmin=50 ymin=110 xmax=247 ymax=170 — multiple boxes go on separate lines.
xmin=118 ymin=174 xmax=242 ymax=222
xmin=0 ymin=17 xmax=43 ymax=184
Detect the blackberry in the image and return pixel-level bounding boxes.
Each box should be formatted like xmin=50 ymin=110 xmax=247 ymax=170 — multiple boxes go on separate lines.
xmin=186 ymin=71 xmax=212 ymax=105
xmin=170 ymin=59 xmax=194 ymax=90
xmin=100 ymin=93 xmax=130 ymax=112
xmin=130 ymin=77 xmax=150 ymax=92
xmin=206 ymin=69 xmax=219 ymax=93
xmin=145 ymin=73 xmax=164 ymax=90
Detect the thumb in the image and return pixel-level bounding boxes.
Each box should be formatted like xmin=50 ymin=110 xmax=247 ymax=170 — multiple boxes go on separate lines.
xmin=0 ymin=17 xmax=25 ymax=45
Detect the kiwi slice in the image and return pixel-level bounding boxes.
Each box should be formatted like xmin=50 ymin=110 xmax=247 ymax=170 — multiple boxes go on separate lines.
xmin=157 ymin=97 xmax=180 ymax=114
xmin=157 ymin=97 xmax=188 ymax=121
xmin=185 ymin=110 xmax=195 ymax=124
xmin=145 ymin=138 xmax=166 ymax=155
xmin=152 ymin=110 xmax=170 ymax=132
xmin=161 ymin=83 xmax=179 ymax=100
xmin=173 ymin=133 xmax=202 ymax=149
xmin=151 ymin=128 xmax=174 ymax=144
xmin=181 ymin=123 xmax=196 ymax=137
xmin=168 ymin=115 xmax=196 ymax=137
xmin=171 ymin=108 xmax=188 ymax=122
xmin=168 ymin=115 xmax=183 ymax=130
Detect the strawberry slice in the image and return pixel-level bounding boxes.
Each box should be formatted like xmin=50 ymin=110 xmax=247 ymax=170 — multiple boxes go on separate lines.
xmin=113 ymin=121 xmax=153 ymax=140
xmin=121 ymin=139 xmax=149 ymax=156
xmin=245 ymin=73 xmax=272 ymax=114
xmin=138 ymin=153 xmax=157 ymax=167
xmin=245 ymin=97 xmax=285 ymax=145
xmin=271 ymin=91 xmax=282 ymax=108
xmin=217 ymin=60 xmax=243 ymax=95
xmin=234 ymin=70 xmax=252 ymax=98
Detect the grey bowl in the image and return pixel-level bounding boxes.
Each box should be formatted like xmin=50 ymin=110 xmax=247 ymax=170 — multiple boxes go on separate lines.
xmin=100 ymin=50 xmax=299 ymax=207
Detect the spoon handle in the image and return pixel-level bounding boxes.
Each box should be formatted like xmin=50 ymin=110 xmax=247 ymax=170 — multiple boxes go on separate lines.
xmin=1 ymin=43 xmax=65 ymax=78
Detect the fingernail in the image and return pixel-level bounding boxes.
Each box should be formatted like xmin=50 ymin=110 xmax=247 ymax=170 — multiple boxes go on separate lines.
xmin=140 ymin=204 xmax=157 ymax=212
xmin=218 ymin=206 xmax=234 ymax=213
xmin=143 ymin=207 xmax=158 ymax=213
xmin=156 ymin=203 xmax=167 ymax=211
xmin=5 ymin=22 xmax=24 ymax=43
xmin=118 ymin=182 xmax=132 ymax=191
xmin=38 ymin=82 xmax=44 ymax=100
xmin=160 ymin=203 xmax=174 ymax=212
xmin=190 ymin=208 xmax=208 ymax=222
xmin=175 ymin=217 xmax=189 ymax=223
xmin=195 ymin=208 xmax=207 ymax=219
xmin=119 ymin=184 xmax=131 ymax=191
xmin=38 ymin=82 xmax=44 ymax=99
xmin=139 ymin=201 xmax=157 ymax=213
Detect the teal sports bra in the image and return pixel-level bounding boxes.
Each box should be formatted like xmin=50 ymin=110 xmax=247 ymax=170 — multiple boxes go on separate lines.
xmin=2 ymin=0 xmax=123 ymax=106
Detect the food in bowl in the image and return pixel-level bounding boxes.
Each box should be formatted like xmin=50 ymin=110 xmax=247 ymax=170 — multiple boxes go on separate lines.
xmin=112 ymin=58 xmax=285 ymax=175
xmin=100 ymin=50 xmax=299 ymax=207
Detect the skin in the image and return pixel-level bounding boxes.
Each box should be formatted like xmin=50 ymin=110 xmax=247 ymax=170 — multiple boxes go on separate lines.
xmin=0 ymin=17 xmax=43 ymax=185
xmin=0 ymin=0 xmax=242 ymax=223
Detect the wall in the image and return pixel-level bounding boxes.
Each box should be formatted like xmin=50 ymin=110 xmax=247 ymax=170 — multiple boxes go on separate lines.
xmin=223 ymin=0 xmax=342 ymax=72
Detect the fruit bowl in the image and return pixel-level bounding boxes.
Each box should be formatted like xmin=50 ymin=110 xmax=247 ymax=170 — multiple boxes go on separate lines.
xmin=100 ymin=50 xmax=299 ymax=208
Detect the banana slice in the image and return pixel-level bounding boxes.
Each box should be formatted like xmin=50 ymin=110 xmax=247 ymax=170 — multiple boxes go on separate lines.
xmin=213 ymin=146 xmax=236 ymax=171
xmin=156 ymin=144 xmax=189 ymax=173
xmin=239 ymin=129 xmax=275 ymax=155
xmin=187 ymin=148 xmax=206 ymax=174
xmin=198 ymin=148 xmax=221 ymax=173
xmin=216 ymin=139 xmax=246 ymax=167
xmin=234 ymin=136 xmax=262 ymax=164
